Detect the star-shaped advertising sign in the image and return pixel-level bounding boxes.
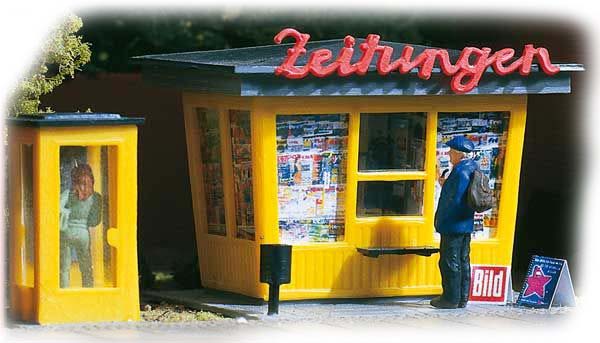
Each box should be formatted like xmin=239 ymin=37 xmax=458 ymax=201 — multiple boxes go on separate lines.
xmin=523 ymin=265 xmax=552 ymax=298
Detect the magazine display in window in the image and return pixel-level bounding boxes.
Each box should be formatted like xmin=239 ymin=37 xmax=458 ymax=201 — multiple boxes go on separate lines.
xmin=276 ymin=114 xmax=348 ymax=243
xmin=230 ymin=110 xmax=255 ymax=240
xmin=197 ymin=108 xmax=226 ymax=236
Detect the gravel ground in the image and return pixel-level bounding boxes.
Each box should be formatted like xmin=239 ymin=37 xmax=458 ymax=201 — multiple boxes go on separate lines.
xmin=140 ymin=301 xmax=225 ymax=322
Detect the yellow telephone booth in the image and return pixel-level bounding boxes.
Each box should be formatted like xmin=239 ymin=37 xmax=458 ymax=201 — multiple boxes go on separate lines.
xmin=7 ymin=113 xmax=144 ymax=324
xmin=136 ymin=37 xmax=582 ymax=301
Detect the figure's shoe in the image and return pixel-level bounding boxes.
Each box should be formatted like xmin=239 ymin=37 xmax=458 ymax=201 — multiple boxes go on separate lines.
xmin=458 ymin=300 xmax=468 ymax=308
xmin=430 ymin=296 xmax=459 ymax=309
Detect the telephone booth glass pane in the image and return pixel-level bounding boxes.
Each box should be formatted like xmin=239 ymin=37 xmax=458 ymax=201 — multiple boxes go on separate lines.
xmin=19 ymin=144 xmax=34 ymax=287
xmin=276 ymin=114 xmax=348 ymax=243
xmin=230 ymin=110 xmax=255 ymax=240
xmin=435 ymin=112 xmax=510 ymax=240
xmin=59 ymin=146 xmax=116 ymax=288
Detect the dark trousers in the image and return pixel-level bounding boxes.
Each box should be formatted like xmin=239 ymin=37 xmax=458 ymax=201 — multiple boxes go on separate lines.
xmin=439 ymin=233 xmax=471 ymax=304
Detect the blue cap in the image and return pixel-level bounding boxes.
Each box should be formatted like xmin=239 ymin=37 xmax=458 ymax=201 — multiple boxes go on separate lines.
xmin=445 ymin=136 xmax=475 ymax=153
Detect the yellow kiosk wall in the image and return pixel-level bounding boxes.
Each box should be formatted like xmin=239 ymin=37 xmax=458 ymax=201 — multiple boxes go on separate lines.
xmin=183 ymin=93 xmax=527 ymax=301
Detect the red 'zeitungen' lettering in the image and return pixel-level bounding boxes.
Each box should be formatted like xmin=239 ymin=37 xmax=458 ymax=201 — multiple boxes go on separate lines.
xmin=273 ymin=28 xmax=561 ymax=94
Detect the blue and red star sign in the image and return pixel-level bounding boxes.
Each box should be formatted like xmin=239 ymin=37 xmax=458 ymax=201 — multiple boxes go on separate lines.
xmin=522 ymin=265 xmax=552 ymax=298
xmin=517 ymin=256 xmax=568 ymax=308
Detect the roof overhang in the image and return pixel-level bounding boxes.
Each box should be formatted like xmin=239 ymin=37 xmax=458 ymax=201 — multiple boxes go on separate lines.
xmin=138 ymin=61 xmax=583 ymax=96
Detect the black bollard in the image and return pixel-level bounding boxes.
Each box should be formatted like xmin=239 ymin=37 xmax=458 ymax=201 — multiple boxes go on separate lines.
xmin=267 ymin=282 xmax=281 ymax=315
xmin=260 ymin=244 xmax=292 ymax=316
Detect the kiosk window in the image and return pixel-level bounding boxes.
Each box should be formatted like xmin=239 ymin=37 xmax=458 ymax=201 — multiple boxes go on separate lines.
xmin=357 ymin=181 xmax=424 ymax=216
xmin=359 ymin=113 xmax=426 ymax=171
xmin=356 ymin=112 xmax=426 ymax=217
xmin=196 ymin=108 xmax=226 ymax=236
xmin=230 ymin=110 xmax=255 ymax=240
xmin=435 ymin=111 xmax=510 ymax=240
xmin=276 ymin=114 xmax=348 ymax=243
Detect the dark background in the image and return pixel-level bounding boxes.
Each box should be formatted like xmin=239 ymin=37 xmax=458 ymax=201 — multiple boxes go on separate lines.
xmin=40 ymin=9 xmax=587 ymax=292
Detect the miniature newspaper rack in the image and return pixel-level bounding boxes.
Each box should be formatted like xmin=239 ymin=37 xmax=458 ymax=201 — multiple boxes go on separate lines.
xmin=356 ymin=246 xmax=440 ymax=258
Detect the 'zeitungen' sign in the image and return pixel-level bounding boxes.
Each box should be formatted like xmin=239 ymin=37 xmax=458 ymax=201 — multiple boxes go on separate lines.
xmin=273 ymin=28 xmax=560 ymax=94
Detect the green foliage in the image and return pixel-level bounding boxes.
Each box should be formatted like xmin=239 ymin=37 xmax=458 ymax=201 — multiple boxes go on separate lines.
xmin=10 ymin=14 xmax=91 ymax=116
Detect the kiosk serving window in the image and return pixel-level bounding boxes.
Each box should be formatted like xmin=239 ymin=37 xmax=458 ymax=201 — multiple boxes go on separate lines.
xmin=276 ymin=114 xmax=348 ymax=243
xmin=196 ymin=108 xmax=227 ymax=236
xmin=357 ymin=181 xmax=424 ymax=216
xmin=435 ymin=111 xmax=510 ymax=240
xmin=358 ymin=113 xmax=426 ymax=171
xmin=356 ymin=112 xmax=426 ymax=217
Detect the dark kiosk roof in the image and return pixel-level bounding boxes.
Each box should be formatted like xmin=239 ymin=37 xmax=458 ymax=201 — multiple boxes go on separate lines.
xmin=134 ymin=39 xmax=463 ymax=72
xmin=134 ymin=38 xmax=584 ymax=96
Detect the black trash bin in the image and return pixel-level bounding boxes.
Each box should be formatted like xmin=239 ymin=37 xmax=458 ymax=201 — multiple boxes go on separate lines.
xmin=260 ymin=244 xmax=292 ymax=315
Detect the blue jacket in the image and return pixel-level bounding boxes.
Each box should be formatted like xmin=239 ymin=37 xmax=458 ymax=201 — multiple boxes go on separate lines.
xmin=434 ymin=158 xmax=478 ymax=234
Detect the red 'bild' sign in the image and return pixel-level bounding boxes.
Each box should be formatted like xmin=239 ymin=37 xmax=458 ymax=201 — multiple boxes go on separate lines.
xmin=469 ymin=265 xmax=511 ymax=304
xmin=273 ymin=28 xmax=560 ymax=94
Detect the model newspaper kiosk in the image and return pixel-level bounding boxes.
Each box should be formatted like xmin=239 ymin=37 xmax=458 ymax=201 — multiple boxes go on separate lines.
xmin=136 ymin=29 xmax=582 ymax=301
xmin=7 ymin=113 xmax=144 ymax=324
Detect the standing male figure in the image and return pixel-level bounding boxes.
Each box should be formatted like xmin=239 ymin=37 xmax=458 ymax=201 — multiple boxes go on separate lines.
xmin=59 ymin=162 xmax=102 ymax=288
xmin=431 ymin=136 xmax=477 ymax=309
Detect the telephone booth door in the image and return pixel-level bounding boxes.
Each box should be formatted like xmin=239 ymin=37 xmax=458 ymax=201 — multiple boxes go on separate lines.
xmin=34 ymin=125 xmax=141 ymax=324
